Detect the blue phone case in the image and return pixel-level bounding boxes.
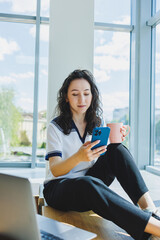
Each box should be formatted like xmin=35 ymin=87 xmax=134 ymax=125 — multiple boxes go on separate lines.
xmin=91 ymin=127 xmax=110 ymax=155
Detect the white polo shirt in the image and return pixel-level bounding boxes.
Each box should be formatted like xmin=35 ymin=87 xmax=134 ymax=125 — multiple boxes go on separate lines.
xmin=45 ymin=117 xmax=104 ymax=183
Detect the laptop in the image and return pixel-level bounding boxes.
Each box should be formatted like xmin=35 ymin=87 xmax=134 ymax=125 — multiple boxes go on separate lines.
xmin=0 ymin=173 xmax=97 ymax=240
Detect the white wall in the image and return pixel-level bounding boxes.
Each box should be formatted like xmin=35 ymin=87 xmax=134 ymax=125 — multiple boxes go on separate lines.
xmin=47 ymin=0 xmax=94 ymax=123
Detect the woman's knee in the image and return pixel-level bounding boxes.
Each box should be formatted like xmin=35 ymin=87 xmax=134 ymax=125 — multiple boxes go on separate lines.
xmin=107 ymin=143 xmax=124 ymax=151
xmin=75 ymin=176 xmax=104 ymax=192
xmin=108 ymin=143 xmax=132 ymax=159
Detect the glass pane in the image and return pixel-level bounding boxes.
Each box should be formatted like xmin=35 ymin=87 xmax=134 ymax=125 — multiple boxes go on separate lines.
xmin=94 ymin=0 xmax=131 ymax=24
xmin=154 ymin=25 xmax=160 ymax=165
xmin=36 ymin=24 xmax=49 ymax=163
xmin=94 ymin=30 xmax=130 ymax=147
xmin=41 ymin=0 xmax=50 ymax=17
xmin=0 ymin=22 xmax=35 ymax=163
xmin=156 ymin=0 xmax=160 ymax=12
xmin=0 ymin=0 xmax=37 ymax=15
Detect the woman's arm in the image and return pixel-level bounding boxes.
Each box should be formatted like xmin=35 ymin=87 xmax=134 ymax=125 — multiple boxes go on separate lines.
xmin=49 ymin=140 xmax=107 ymax=177
xmin=49 ymin=153 xmax=81 ymax=177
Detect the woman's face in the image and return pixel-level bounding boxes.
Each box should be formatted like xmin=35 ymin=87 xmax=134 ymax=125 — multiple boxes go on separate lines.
xmin=66 ymin=78 xmax=92 ymax=116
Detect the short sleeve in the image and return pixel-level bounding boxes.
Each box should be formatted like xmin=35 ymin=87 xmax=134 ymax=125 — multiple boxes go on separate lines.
xmin=45 ymin=122 xmax=62 ymax=161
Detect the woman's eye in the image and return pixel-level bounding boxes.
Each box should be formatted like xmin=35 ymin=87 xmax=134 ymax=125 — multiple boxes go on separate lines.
xmin=72 ymin=93 xmax=90 ymax=96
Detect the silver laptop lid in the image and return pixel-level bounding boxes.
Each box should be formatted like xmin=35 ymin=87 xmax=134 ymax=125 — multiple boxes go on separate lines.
xmin=0 ymin=173 xmax=40 ymax=240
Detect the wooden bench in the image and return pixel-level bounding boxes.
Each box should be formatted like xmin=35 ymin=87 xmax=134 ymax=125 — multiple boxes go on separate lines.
xmin=37 ymin=183 xmax=132 ymax=239
xmin=42 ymin=206 xmax=132 ymax=240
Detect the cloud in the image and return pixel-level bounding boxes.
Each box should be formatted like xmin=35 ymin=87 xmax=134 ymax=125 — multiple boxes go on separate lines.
xmin=41 ymin=69 xmax=48 ymax=76
xmin=11 ymin=72 xmax=34 ymax=79
xmin=0 ymin=76 xmax=16 ymax=83
xmin=29 ymin=25 xmax=49 ymax=42
xmin=101 ymin=91 xmax=129 ymax=121
xmin=0 ymin=37 xmax=19 ymax=61
xmin=16 ymin=55 xmax=48 ymax=66
xmin=113 ymin=16 xmax=130 ymax=25
xmin=16 ymin=55 xmax=34 ymax=65
xmin=11 ymin=0 xmax=36 ymax=13
xmin=95 ymin=32 xmax=129 ymax=58
xmin=0 ymin=72 xmax=34 ymax=84
xmin=18 ymin=97 xmax=33 ymax=112
xmin=94 ymin=21 xmax=130 ymax=82
xmin=20 ymin=97 xmax=33 ymax=104
xmin=156 ymin=53 xmax=160 ymax=73
xmin=100 ymin=37 xmax=106 ymax=45
xmin=0 ymin=0 xmax=49 ymax=14
xmin=94 ymin=68 xmax=110 ymax=82
xmin=94 ymin=55 xmax=129 ymax=72
xmin=155 ymin=83 xmax=160 ymax=97
xmin=156 ymin=25 xmax=160 ymax=33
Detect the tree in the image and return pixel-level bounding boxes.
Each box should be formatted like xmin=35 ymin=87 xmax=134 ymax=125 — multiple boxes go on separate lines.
xmin=20 ymin=130 xmax=31 ymax=146
xmin=0 ymin=88 xmax=22 ymax=146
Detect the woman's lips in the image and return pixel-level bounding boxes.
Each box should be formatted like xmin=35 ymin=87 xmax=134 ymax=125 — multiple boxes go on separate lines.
xmin=77 ymin=105 xmax=86 ymax=108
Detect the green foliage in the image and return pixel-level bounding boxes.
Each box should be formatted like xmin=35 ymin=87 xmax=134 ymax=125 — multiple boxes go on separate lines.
xmin=0 ymin=88 xmax=22 ymax=146
xmin=11 ymin=151 xmax=31 ymax=156
xmin=40 ymin=141 xmax=46 ymax=149
xmin=19 ymin=130 xmax=31 ymax=146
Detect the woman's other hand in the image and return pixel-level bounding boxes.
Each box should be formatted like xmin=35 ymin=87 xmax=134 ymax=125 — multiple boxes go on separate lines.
xmin=120 ymin=126 xmax=127 ymax=142
xmin=77 ymin=140 xmax=107 ymax=162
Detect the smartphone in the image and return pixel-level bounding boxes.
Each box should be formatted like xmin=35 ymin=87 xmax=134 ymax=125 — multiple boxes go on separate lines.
xmin=91 ymin=127 xmax=110 ymax=155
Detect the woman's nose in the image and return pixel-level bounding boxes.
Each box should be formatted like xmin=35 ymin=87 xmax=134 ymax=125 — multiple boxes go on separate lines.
xmin=78 ymin=94 xmax=84 ymax=103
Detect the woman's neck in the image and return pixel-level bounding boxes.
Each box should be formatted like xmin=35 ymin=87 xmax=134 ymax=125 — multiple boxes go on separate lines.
xmin=72 ymin=114 xmax=86 ymax=125
xmin=72 ymin=114 xmax=87 ymax=138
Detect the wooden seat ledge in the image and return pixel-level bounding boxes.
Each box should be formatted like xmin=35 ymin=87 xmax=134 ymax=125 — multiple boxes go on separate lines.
xmin=42 ymin=206 xmax=132 ymax=240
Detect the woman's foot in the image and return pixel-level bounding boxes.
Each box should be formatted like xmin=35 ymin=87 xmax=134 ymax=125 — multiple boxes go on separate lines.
xmin=148 ymin=236 xmax=160 ymax=240
xmin=154 ymin=209 xmax=160 ymax=218
xmin=144 ymin=207 xmax=160 ymax=218
xmin=144 ymin=208 xmax=160 ymax=239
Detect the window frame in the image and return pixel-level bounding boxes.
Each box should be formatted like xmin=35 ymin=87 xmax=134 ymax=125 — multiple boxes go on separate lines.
xmin=0 ymin=0 xmax=49 ymax=168
xmin=147 ymin=0 xmax=160 ymax=166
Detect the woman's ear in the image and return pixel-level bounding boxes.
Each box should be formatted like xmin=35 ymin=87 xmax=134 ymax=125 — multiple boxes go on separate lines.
xmin=65 ymin=94 xmax=68 ymax=102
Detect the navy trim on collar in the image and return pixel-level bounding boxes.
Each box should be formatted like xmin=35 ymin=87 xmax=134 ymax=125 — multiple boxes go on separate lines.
xmin=72 ymin=120 xmax=87 ymax=144
xmin=51 ymin=117 xmax=88 ymax=143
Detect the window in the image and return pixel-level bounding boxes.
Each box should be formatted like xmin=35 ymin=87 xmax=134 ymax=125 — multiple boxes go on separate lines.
xmin=154 ymin=24 xmax=160 ymax=165
xmin=36 ymin=24 xmax=49 ymax=164
xmin=156 ymin=0 xmax=160 ymax=12
xmin=0 ymin=22 xmax=35 ymax=163
xmin=0 ymin=0 xmax=49 ymax=166
xmin=0 ymin=0 xmax=37 ymax=15
xmin=40 ymin=0 xmax=50 ymax=17
xmin=94 ymin=0 xmax=131 ymax=147
xmin=94 ymin=0 xmax=130 ymax=24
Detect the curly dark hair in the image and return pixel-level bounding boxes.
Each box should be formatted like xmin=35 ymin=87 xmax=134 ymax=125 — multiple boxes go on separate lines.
xmin=55 ymin=69 xmax=103 ymax=135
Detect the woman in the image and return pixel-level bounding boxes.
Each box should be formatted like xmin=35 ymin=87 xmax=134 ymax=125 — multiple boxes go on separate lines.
xmin=44 ymin=69 xmax=160 ymax=240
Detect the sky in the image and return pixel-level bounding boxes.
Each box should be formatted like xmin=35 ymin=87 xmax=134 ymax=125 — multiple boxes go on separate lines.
xmin=0 ymin=0 xmax=160 ymax=121
xmin=0 ymin=0 xmax=49 ymax=115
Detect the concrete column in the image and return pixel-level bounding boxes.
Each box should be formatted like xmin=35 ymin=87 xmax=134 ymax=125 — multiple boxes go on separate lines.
xmin=47 ymin=0 xmax=94 ymax=123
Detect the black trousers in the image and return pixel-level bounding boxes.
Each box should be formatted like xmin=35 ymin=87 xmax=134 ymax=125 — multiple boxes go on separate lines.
xmin=43 ymin=143 xmax=151 ymax=240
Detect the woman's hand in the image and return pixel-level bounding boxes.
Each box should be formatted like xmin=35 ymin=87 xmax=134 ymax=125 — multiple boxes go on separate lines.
xmin=77 ymin=140 xmax=107 ymax=162
xmin=120 ymin=126 xmax=128 ymax=142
